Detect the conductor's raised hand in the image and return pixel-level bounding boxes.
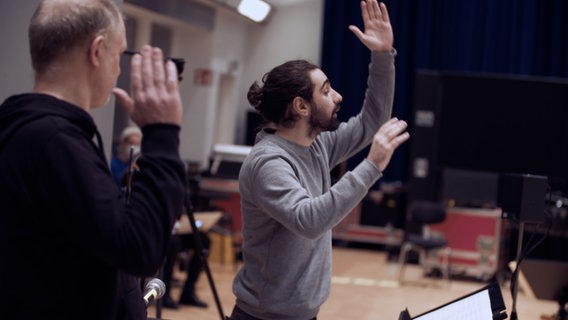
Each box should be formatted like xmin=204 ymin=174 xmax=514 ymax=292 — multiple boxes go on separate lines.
xmin=113 ymin=45 xmax=183 ymax=127
xmin=367 ymin=118 xmax=409 ymax=172
xmin=348 ymin=0 xmax=393 ymax=52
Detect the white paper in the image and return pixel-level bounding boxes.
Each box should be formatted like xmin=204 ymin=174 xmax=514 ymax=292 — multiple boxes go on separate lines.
xmin=414 ymin=289 xmax=493 ymax=320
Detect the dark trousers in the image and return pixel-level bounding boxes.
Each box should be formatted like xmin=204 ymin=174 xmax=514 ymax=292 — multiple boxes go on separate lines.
xmin=162 ymin=231 xmax=211 ymax=297
xmin=228 ymin=305 xmax=316 ymax=320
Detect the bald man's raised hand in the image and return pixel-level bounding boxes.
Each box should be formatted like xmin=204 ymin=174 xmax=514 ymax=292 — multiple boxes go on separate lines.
xmin=113 ymin=45 xmax=182 ymax=127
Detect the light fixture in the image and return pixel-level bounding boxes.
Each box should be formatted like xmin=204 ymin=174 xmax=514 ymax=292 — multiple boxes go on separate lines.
xmin=237 ymin=0 xmax=271 ymax=23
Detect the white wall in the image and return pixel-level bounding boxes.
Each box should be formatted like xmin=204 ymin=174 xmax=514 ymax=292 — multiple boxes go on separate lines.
xmin=236 ymin=0 xmax=324 ymax=146
xmin=0 ymin=0 xmax=324 ymax=170
xmin=0 ymin=1 xmax=38 ymax=103
xmin=0 ymin=0 xmax=122 ymax=160
xmin=121 ymin=3 xmax=216 ymax=168
xmin=180 ymin=0 xmax=325 ymax=169
xmin=124 ymin=0 xmax=324 ymax=169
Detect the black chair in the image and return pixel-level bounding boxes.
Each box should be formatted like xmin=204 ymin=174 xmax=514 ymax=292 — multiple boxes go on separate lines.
xmin=397 ymin=201 xmax=451 ymax=284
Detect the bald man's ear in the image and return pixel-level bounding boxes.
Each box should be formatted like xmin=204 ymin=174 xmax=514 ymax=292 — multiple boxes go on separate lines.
xmin=88 ymin=35 xmax=105 ymax=67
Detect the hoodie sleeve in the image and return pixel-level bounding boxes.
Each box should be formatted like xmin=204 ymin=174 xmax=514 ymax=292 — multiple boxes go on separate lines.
xmin=36 ymin=123 xmax=186 ymax=276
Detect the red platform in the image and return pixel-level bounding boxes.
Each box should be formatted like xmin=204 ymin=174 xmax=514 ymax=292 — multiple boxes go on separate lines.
xmin=427 ymin=206 xmax=504 ymax=280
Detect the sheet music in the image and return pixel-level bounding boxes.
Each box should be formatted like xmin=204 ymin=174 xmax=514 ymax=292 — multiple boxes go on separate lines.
xmin=414 ymin=289 xmax=493 ymax=320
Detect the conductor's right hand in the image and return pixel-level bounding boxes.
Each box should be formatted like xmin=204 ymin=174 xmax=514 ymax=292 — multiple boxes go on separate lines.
xmin=113 ymin=45 xmax=183 ymax=127
xmin=367 ymin=118 xmax=409 ymax=172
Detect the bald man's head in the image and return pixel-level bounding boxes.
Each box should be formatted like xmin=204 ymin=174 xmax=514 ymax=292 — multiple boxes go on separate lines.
xmin=28 ymin=0 xmax=123 ymax=75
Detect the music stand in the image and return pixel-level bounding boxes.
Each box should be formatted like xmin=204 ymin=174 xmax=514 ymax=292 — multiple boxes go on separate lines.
xmin=182 ymin=181 xmax=226 ymax=320
xmin=124 ymin=150 xmax=226 ymax=319
xmin=399 ymin=282 xmax=507 ymax=320
xmin=149 ymin=190 xmax=226 ymax=320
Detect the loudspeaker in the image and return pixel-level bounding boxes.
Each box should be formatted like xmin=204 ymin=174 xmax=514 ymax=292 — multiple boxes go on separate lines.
xmin=498 ymin=173 xmax=548 ymax=222
xmin=407 ymin=70 xmax=444 ymax=204
xmin=440 ymin=168 xmax=499 ymax=208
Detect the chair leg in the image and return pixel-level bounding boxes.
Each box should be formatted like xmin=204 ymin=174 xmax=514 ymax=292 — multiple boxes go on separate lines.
xmin=443 ymin=247 xmax=452 ymax=285
xmin=398 ymin=243 xmax=410 ymax=283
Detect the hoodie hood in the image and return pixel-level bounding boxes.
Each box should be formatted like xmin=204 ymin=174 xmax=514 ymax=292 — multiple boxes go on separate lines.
xmin=0 ymin=93 xmax=98 ymax=152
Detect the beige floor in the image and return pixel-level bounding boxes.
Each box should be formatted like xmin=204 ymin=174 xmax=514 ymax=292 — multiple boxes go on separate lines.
xmin=148 ymin=246 xmax=559 ymax=320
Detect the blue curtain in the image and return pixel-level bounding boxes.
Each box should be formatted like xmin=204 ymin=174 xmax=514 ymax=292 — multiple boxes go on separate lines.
xmin=321 ymin=0 xmax=568 ymax=185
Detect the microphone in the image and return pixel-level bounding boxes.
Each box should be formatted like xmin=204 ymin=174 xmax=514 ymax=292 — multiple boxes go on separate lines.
xmin=143 ymin=278 xmax=166 ymax=307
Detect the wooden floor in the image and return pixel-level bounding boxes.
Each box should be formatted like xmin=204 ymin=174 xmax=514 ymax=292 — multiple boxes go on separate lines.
xmin=148 ymin=246 xmax=558 ymax=320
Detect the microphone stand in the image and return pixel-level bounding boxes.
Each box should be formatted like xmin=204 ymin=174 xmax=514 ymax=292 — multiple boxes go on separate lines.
xmin=183 ymin=180 xmax=226 ymax=320
xmin=153 ymin=266 xmax=164 ymax=319
xmin=125 ymin=151 xmax=226 ymax=319
xmin=509 ymin=221 xmax=525 ymax=320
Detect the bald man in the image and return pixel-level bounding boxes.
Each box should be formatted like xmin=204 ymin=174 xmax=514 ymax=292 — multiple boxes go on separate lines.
xmin=0 ymin=0 xmax=186 ymax=319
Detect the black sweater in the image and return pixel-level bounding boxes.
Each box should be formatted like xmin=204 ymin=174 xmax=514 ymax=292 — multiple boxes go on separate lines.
xmin=0 ymin=94 xmax=186 ymax=319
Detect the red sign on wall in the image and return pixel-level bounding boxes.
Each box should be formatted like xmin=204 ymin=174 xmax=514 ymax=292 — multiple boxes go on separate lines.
xmin=194 ymin=68 xmax=213 ymax=86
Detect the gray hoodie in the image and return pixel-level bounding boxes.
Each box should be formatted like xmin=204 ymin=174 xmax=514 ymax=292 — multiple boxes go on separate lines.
xmin=232 ymin=50 xmax=396 ymax=319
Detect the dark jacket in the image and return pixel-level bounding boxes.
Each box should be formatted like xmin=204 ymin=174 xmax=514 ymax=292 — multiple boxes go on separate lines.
xmin=0 ymin=94 xmax=186 ymax=319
